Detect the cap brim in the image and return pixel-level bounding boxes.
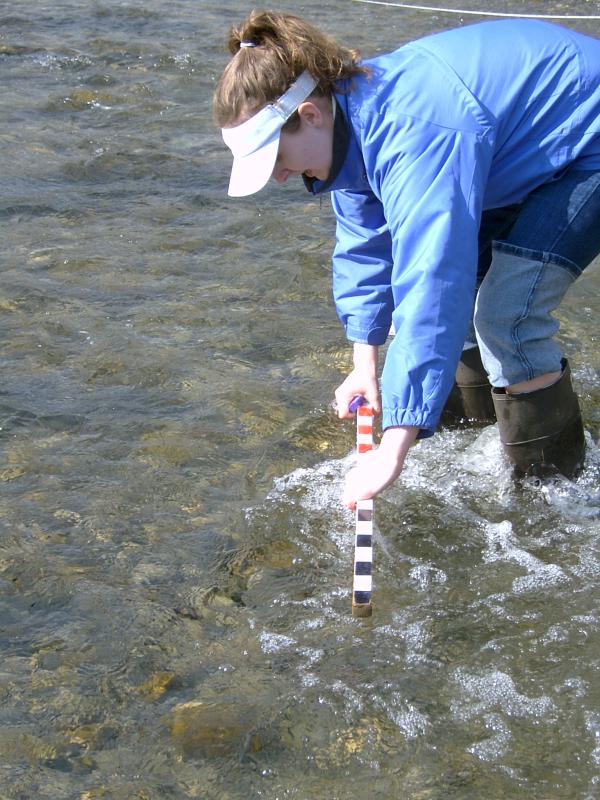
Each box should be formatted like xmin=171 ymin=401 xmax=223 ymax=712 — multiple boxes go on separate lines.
xmin=227 ymin=134 xmax=280 ymax=197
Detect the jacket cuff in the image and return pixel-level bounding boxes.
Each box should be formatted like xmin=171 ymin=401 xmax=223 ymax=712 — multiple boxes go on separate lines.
xmin=382 ymin=407 xmax=437 ymax=439
xmin=345 ymin=322 xmax=390 ymax=346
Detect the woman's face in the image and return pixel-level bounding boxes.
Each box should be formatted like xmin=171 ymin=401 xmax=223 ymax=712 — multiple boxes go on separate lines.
xmin=272 ymin=98 xmax=334 ymax=185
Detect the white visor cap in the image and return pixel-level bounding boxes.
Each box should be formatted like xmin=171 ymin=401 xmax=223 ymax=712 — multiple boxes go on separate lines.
xmin=221 ymin=70 xmax=318 ymax=197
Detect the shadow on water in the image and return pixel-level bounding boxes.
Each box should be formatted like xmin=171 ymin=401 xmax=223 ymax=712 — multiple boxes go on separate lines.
xmin=0 ymin=0 xmax=599 ymax=798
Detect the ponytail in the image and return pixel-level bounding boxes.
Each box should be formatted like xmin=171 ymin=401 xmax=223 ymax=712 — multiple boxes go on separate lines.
xmin=213 ymin=10 xmax=370 ymax=127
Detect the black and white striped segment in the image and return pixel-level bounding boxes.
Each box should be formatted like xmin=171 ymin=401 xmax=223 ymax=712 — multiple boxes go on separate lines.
xmin=352 ymin=400 xmax=374 ymax=616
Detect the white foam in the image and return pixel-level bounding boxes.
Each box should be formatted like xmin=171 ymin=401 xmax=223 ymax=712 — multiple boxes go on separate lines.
xmin=301 ymin=672 xmax=320 ymax=688
xmin=381 ymin=692 xmax=429 ymax=738
xmin=483 ymin=519 xmax=568 ymax=593
xmin=408 ymin=562 xmax=448 ymax=589
xmin=269 ymin=456 xmax=352 ymax=514
xmin=395 ymin=425 xmax=515 ymax=516
xmin=452 ymin=669 xmax=556 ymax=720
xmin=585 ymin=711 xmax=600 ymax=765
xmin=258 ymin=631 xmax=296 ymax=654
xmin=468 ymin=712 xmax=512 ymax=760
xmin=297 ymin=646 xmax=325 ymax=667
xmin=331 ymin=680 xmax=364 ymax=713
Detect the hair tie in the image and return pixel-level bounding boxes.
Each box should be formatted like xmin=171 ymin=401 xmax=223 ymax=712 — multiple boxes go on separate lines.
xmin=239 ymin=41 xmax=257 ymax=48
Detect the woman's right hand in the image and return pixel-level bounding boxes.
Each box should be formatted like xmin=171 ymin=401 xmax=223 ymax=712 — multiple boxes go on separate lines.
xmin=334 ymin=343 xmax=380 ymax=419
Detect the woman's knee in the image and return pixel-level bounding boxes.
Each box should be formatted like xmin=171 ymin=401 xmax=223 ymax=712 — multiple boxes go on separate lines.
xmin=474 ymin=242 xmax=578 ymax=385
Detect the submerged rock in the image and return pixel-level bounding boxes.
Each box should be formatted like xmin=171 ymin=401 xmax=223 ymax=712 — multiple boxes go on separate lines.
xmin=0 ymin=466 xmax=25 ymax=481
xmin=166 ymin=699 xmax=263 ymax=758
xmin=136 ymin=671 xmax=176 ymax=702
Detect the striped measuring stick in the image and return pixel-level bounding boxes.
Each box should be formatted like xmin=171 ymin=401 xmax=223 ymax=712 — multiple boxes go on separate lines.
xmin=349 ymin=396 xmax=374 ymax=617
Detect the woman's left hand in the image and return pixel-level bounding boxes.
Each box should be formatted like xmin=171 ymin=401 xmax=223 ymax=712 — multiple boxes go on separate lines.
xmin=343 ymin=426 xmax=419 ymax=509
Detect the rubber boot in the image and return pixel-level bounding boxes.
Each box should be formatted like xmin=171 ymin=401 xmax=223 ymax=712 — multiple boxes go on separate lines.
xmin=442 ymin=346 xmax=496 ymax=424
xmin=492 ymin=359 xmax=585 ymax=479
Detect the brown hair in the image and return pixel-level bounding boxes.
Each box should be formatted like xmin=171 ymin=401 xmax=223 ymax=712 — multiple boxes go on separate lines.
xmin=213 ymin=9 xmax=370 ymax=128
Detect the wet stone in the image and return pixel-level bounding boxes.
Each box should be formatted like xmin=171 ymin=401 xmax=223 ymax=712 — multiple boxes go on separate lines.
xmin=136 ymin=671 xmax=176 ymax=701
xmin=0 ymin=44 xmax=39 ymax=56
xmin=68 ymin=723 xmax=119 ymax=750
xmin=175 ymin=585 xmax=244 ymax=627
xmin=166 ymin=699 xmax=263 ymax=758
xmin=51 ymin=89 xmax=120 ymax=111
xmin=0 ymin=466 xmax=25 ymax=482
xmin=0 ymin=297 xmax=19 ymax=311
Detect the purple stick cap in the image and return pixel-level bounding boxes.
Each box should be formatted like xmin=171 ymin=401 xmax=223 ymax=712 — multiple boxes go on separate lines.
xmin=348 ymin=395 xmax=365 ymax=413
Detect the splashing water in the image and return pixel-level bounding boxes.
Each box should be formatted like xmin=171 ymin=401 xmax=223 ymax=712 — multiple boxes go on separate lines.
xmin=228 ymin=423 xmax=600 ymax=796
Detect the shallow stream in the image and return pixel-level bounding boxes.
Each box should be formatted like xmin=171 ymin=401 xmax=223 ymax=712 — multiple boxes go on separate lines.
xmin=1 ymin=1 xmax=599 ymax=798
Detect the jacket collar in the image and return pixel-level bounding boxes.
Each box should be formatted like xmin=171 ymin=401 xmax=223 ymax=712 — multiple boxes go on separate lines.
xmin=303 ymin=94 xmax=370 ymax=195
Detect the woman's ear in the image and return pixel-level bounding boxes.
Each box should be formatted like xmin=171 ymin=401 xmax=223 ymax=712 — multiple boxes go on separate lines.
xmin=297 ymin=100 xmax=324 ymax=127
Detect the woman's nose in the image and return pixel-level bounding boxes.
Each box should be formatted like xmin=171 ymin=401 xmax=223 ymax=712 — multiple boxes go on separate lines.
xmin=272 ymin=164 xmax=289 ymax=184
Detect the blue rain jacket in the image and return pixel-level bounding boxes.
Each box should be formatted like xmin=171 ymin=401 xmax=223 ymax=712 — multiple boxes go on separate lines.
xmin=305 ymin=20 xmax=600 ymax=436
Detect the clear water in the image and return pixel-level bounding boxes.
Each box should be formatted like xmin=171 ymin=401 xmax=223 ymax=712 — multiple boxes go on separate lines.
xmin=1 ymin=1 xmax=599 ymax=798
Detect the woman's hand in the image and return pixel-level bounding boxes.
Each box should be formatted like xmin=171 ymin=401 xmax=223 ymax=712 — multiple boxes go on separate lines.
xmin=343 ymin=426 xmax=419 ymax=509
xmin=334 ymin=343 xmax=380 ymax=419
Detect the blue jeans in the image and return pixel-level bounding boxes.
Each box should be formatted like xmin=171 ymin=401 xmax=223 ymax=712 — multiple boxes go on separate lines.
xmin=472 ymin=168 xmax=600 ymax=387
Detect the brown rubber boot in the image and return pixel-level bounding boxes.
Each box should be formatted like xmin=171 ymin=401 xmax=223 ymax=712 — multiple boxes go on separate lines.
xmin=442 ymin=346 xmax=496 ymax=424
xmin=492 ymin=359 xmax=585 ymax=479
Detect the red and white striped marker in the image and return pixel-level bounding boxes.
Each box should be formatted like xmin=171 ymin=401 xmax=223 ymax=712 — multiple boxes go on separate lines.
xmin=350 ymin=397 xmax=374 ymax=618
